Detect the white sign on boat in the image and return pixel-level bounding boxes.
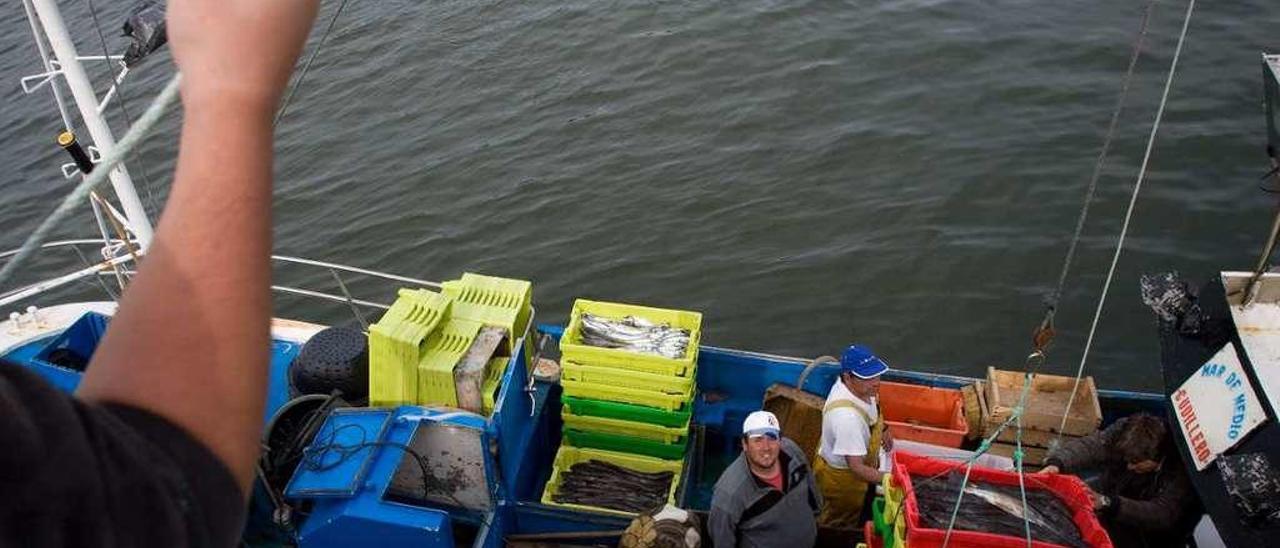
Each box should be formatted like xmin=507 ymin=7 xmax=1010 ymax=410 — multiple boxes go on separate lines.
xmin=1171 ymin=343 xmax=1268 ymax=471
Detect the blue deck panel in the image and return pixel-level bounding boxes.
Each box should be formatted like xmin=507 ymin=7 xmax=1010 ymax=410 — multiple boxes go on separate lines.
xmin=2 ymin=331 xmax=304 ymax=426
xmin=295 ymin=407 xmax=494 ymax=548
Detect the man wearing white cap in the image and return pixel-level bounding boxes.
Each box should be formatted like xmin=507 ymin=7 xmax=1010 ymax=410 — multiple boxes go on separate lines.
xmin=814 ymin=344 xmax=895 ymax=530
xmin=708 ymin=410 xmax=821 ymax=548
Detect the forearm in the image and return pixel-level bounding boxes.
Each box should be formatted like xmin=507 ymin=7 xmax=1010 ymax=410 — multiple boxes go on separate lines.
xmin=846 ymin=456 xmax=884 ymax=484
xmin=79 ymin=97 xmax=275 ymax=494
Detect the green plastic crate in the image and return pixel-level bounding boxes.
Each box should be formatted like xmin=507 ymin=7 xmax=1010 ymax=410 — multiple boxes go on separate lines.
xmin=562 ymin=429 xmax=687 ymax=460
xmin=560 ymin=300 xmax=702 ymax=377
xmin=482 ymin=357 xmax=508 ymax=415
xmin=442 ymin=273 xmax=532 ymax=356
xmin=541 ymin=445 xmax=683 ymax=517
xmin=561 ymin=396 xmax=692 ymax=427
xmin=417 ymin=318 xmax=483 ymax=406
xmin=561 ymin=378 xmax=693 ymax=412
xmin=561 ymin=360 xmax=696 ymax=395
xmin=368 ymin=290 xmax=451 ymax=407
xmin=561 ymin=411 xmax=690 ymax=444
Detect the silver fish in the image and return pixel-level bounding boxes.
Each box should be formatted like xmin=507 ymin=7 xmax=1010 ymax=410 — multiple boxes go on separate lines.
xmin=579 ymin=313 xmax=690 ymax=358
xmin=962 ymin=483 xmax=1055 ymax=532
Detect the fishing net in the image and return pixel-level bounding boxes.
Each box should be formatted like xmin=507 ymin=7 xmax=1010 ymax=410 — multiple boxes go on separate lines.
xmin=619 ymin=505 xmax=702 ymax=548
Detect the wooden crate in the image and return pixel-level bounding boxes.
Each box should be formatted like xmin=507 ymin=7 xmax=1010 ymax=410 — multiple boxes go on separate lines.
xmin=762 ymin=384 xmax=825 ymax=461
xmin=985 ymin=422 xmax=1080 ymax=448
xmin=983 ymin=367 xmax=1101 ymax=437
xmin=960 ymin=381 xmax=985 ymax=440
xmin=986 ymin=442 xmax=1051 ymax=469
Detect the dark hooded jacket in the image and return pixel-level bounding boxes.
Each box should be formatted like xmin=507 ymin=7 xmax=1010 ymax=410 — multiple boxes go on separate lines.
xmin=1044 ymin=416 xmax=1201 ymax=548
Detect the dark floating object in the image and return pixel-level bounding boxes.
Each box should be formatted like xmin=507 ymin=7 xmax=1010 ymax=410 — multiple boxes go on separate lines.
xmin=121 ymin=1 xmax=167 ymax=68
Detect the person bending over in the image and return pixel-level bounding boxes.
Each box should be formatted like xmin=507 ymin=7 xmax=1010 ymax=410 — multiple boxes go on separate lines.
xmin=1041 ymin=413 xmax=1200 ymax=548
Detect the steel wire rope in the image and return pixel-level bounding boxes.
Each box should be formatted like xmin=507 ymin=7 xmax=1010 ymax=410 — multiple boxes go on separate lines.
xmin=1057 ymin=0 xmax=1198 ymax=441
xmin=85 ymin=0 xmax=164 ymax=218
xmin=0 ymin=73 xmax=181 ymax=290
xmin=887 ymin=2 xmax=1164 ymax=544
xmin=274 ymin=0 xmax=352 ymax=128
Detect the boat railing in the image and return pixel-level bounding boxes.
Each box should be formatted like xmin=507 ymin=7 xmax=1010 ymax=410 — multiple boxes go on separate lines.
xmin=0 ymin=240 xmax=443 ymax=322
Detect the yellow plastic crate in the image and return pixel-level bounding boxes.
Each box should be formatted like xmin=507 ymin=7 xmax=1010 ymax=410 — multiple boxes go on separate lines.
xmin=481 ymin=357 xmax=508 ymax=415
xmin=417 ymin=318 xmax=483 ymax=406
xmin=561 ymin=361 xmax=696 ymax=395
xmin=540 ymin=445 xmax=682 ymax=517
xmin=561 ymin=411 xmax=690 ymax=444
xmin=561 ymin=378 xmax=693 ymax=412
xmin=560 ymin=300 xmax=702 ymax=377
xmin=442 ymin=273 xmax=532 ymax=355
xmin=368 ymin=291 xmax=452 ymax=407
xmin=882 ymin=471 xmax=907 ymax=547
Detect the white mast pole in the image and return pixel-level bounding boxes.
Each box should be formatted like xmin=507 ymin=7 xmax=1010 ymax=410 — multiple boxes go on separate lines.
xmin=29 ymin=0 xmax=155 ymax=249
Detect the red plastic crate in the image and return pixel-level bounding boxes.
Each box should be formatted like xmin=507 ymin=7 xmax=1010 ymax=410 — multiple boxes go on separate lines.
xmin=864 ymin=519 xmax=884 ymax=548
xmin=880 ymin=381 xmax=969 ymax=448
xmin=892 ymin=451 xmax=1113 ymax=548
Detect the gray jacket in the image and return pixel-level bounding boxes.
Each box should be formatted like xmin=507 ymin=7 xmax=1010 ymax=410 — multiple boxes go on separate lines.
xmin=708 ymin=438 xmax=822 ymax=548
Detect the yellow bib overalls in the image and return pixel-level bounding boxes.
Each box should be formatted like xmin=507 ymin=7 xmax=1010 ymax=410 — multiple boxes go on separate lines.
xmin=814 ymin=398 xmax=884 ymax=529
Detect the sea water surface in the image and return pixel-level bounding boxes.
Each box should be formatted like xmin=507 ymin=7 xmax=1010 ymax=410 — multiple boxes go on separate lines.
xmin=3 ymin=1 xmax=1279 ymax=391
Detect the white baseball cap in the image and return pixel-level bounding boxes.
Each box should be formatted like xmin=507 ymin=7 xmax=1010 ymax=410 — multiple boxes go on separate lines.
xmin=742 ymin=410 xmax=780 ymax=439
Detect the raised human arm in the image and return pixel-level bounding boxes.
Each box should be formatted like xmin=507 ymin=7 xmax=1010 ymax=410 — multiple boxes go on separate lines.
xmin=77 ymin=0 xmax=318 ymax=495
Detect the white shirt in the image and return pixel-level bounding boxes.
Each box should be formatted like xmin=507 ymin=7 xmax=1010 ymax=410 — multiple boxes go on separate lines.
xmin=818 ymin=379 xmax=890 ymax=472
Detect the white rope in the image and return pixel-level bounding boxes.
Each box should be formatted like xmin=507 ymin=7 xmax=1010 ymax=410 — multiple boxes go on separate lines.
xmin=1058 ymin=0 xmax=1197 ymax=438
xmin=0 ymin=73 xmax=181 ymax=290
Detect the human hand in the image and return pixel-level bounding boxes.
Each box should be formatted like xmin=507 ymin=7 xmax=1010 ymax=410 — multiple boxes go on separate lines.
xmin=1039 ymin=465 xmax=1060 ymax=475
xmin=167 ymin=0 xmax=320 ymax=113
xmin=1084 ymin=487 xmax=1109 ymax=511
xmin=882 ymin=428 xmax=894 ymax=452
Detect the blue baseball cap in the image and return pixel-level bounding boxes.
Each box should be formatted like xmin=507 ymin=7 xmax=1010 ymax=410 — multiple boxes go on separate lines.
xmin=840 ymin=344 xmax=888 ymax=379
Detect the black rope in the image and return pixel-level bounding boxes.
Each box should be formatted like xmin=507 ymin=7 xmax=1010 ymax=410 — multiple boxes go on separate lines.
xmin=84 ymin=0 xmax=164 ymax=218
xmin=274 ymin=0 xmax=353 ymax=128
xmin=301 ymin=422 xmax=493 ymax=529
xmin=1043 ymin=0 xmax=1158 ymax=317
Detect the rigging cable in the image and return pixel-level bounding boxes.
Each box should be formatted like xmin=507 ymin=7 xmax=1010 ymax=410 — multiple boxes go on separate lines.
xmin=0 ymin=73 xmax=181 ymax=290
xmin=1057 ymin=0 xmax=1198 ymax=440
xmin=21 ymin=0 xmax=121 ymax=279
xmin=1043 ymin=0 xmax=1159 ymax=319
xmin=275 ymin=0 xmax=352 ymax=128
xmin=85 ymin=0 xmax=164 ymax=219
xmin=935 ymin=2 xmax=1167 ymax=545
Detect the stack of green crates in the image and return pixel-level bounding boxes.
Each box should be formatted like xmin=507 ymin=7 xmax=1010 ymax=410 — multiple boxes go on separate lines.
xmin=367 ymin=274 xmax=533 ymax=411
xmin=558 ymin=299 xmax=702 ymax=461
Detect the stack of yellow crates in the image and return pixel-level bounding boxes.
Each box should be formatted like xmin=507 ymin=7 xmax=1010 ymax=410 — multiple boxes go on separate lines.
xmin=367 ymin=274 xmax=533 ymax=413
xmin=555 ymin=299 xmax=701 ymax=461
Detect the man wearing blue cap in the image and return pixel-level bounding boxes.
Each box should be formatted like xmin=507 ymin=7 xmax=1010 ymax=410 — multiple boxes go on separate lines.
xmin=709 ymin=410 xmax=821 ymax=548
xmin=814 ymin=344 xmax=894 ymax=529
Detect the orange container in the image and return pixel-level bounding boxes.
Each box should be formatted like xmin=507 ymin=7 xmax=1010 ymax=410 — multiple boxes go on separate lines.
xmin=880 ymin=381 xmax=969 ymax=448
